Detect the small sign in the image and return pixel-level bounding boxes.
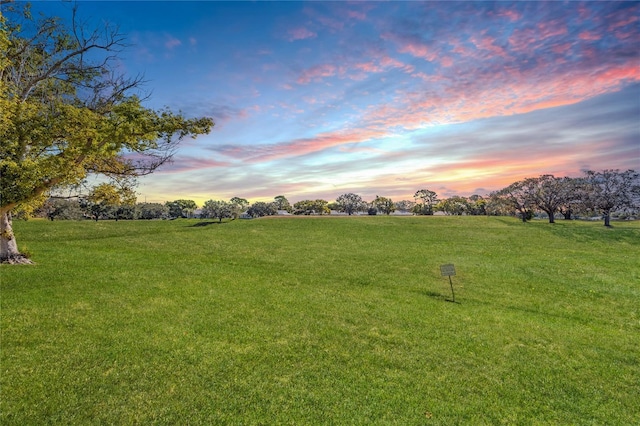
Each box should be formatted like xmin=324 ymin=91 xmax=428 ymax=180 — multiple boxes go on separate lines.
xmin=440 ymin=264 xmax=456 ymax=277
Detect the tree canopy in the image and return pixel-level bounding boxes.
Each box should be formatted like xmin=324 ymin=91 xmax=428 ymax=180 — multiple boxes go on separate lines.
xmin=0 ymin=3 xmax=213 ymax=262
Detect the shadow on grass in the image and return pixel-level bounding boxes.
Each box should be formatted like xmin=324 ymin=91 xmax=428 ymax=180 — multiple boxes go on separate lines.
xmin=190 ymin=221 xmax=227 ymax=227
xmin=414 ymin=289 xmax=462 ymax=304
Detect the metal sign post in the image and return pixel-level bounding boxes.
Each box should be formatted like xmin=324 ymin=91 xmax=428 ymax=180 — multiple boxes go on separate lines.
xmin=440 ymin=264 xmax=456 ymax=302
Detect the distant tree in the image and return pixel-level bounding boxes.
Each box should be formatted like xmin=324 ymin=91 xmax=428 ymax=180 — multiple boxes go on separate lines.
xmin=136 ymin=202 xmax=168 ymax=220
xmin=112 ymin=183 xmax=137 ymax=220
xmin=467 ymin=195 xmax=487 ymax=216
xmin=581 ymin=169 xmax=640 ymax=226
xmin=81 ymin=181 xmax=137 ymax=221
xmin=395 ymin=200 xmax=415 ymax=213
xmin=492 ymin=181 xmax=535 ymax=222
xmin=39 ymin=198 xmax=83 ymax=220
xmin=373 ymin=196 xmax=395 ymax=215
xmin=166 ymin=200 xmax=197 ymax=218
xmin=413 ymin=189 xmax=438 ymax=215
xmin=202 ymin=199 xmax=232 ymax=222
xmin=83 ymin=183 xmax=121 ymax=222
xmin=486 ymin=193 xmax=512 ymax=216
xmin=437 ymin=196 xmax=469 ymax=215
xmin=273 ymin=195 xmax=293 ymax=213
xmin=293 ymin=199 xmax=329 ymax=215
xmin=335 ymin=193 xmax=364 ymax=215
xmin=229 ymin=197 xmax=250 ymax=219
xmin=525 ymin=175 xmax=569 ymax=223
xmin=327 ymin=202 xmax=340 ymax=212
xmin=247 ymin=201 xmax=277 ymax=218
xmin=557 ymin=177 xmax=583 ymax=220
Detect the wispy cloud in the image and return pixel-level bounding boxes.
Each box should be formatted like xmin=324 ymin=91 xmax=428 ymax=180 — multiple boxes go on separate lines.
xmin=287 ymin=26 xmax=317 ymax=41
xmin=164 ymin=35 xmax=182 ymax=50
xmin=213 ymin=129 xmax=389 ymax=163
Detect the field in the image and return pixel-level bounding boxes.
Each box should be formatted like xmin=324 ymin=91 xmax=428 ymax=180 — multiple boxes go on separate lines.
xmin=1 ymin=216 xmax=639 ymax=425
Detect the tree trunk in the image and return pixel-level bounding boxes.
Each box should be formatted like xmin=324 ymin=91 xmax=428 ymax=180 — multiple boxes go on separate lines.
xmin=546 ymin=209 xmax=555 ymax=223
xmin=603 ymin=211 xmax=611 ymax=227
xmin=0 ymin=211 xmax=32 ymax=264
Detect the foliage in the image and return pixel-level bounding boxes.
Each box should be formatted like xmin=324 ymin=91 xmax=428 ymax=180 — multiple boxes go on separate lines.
xmin=372 ymin=196 xmax=395 ymax=215
xmin=273 ymin=195 xmax=293 ymax=213
xmin=165 ymin=199 xmax=197 ymax=219
xmin=136 ymin=202 xmax=168 ymax=220
xmin=335 ymin=193 xmax=364 ymax=215
xmin=201 ymin=199 xmax=232 ymax=222
xmin=394 ymin=199 xmax=415 ymax=213
xmin=2 ymin=217 xmax=639 ymax=424
xmin=524 ymin=175 xmax=572 ymax=223
xmin=81 ymin=182 xmax=136 ymax=222
xmin=0 ymin=3 xmax=212 ymax=260
xmin=229 ymin=197 xmax=249 ymax=219
xmin=38 ymin=198 xmax=84 ymax=220
xmin=580 ymin=169 xmax=640 ymax=226
xmin=293 ymin=199 xmax=329 ymax=215
xmin=490 ymin=170 xmax=639 ymax=225
xmin=246 ymin=201 xmax=277 ymax=218
xmin=491 ymin=181 xmax=535 ymax=222
xmin=467 ymin=194 xmax=487 ymax=215
xmin=436 ymin=196 xmax=469 ymax=215
xmin=413 ymin=189 xmax=438 ymax=215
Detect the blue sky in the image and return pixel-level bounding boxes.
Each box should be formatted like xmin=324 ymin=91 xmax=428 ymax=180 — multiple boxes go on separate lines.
xmin=27 ymin=1 xmax=640 ymax=205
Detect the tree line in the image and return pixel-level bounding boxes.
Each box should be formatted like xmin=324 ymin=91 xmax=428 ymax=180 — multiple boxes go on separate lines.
xmin=35 ymin=169 xmax=639 ymax=227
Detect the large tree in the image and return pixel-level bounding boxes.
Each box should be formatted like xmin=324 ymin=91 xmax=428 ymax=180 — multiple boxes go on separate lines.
xmin=372 ymin=196 xmax=395 ymax=215
xmin=413 ymin=189 xmax=438 ymax=215
xmin=293 ymin=199 xmax=329 ymax=215
xmin=525 ymin=175 xmax=567 ymax=223
xmin=273 ymin=195 xmax=292 ymax=213
xmin=335 ymin=193 xmax=364 ymax=216
xmin=202 ymin=199 xmax=232 ymax=222
xmin=581 ymin=169 xmax=640 ymax=226
xmin=394 ymin=199 xmax=415 ymax=213
xmin=492 ymin=181 xmax=535 ymax=222
xmin=246 ymin=201 xmax=277 ymax=218
xmin=165 ymin=200 xmax=198 ymax=219
xmin=229 ymin=197 xmax=249 ymax=219
xmin=437 ymin=196 xmax=469 ymax=216
xmin=0 ymin=4 xmax=213 ymax=262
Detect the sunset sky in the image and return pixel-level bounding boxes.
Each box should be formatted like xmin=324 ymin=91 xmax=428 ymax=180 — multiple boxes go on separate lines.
xmin=30 ymin=1 xmax=640 ymax=205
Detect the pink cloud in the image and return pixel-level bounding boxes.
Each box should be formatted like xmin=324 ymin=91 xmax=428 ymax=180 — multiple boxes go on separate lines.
xmin=288 ymin=27 xmax=317 ymax=41
xmin=470 ymin=34 xmax=508 ymax=58
xmin=578 ymin=31 xmax=601 ymax=41
xmin=347 ymin=10 xmax=367 ymax=20
xmin=217 ymin=129 xmax=389 ymax=163
xmin=550 ymin=43 xmax=572 ymax=54
xmin=537 ymin=20 xmax=568 ymax=39
xmin=398 ymin=41 xmax=438 ymax=62
xmin=164 ymin=36 xmax=182 ymax=50
xmin=495 ymin=8 xmax=521 ymax=22
xmin=361 ymin=58 xmax=640 ymax=133
xmin=297 ymin=63 xmax=339 ymax=84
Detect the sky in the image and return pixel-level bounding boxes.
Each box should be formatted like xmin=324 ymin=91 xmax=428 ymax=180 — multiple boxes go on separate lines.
xmin=25 ymin=1 xmax=640 ymax=205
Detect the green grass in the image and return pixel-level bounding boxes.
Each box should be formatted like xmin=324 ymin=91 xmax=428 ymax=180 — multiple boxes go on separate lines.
xmin=1 ymin=216 xmax=639 ymax=425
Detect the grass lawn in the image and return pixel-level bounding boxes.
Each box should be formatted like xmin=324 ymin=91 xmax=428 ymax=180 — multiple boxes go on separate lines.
xmin=1 ymin=216 xmax=639 ymax=424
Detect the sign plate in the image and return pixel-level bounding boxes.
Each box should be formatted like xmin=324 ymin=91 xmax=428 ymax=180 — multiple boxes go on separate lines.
xmin=440 ymin=264 xmax=456 ymax=277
